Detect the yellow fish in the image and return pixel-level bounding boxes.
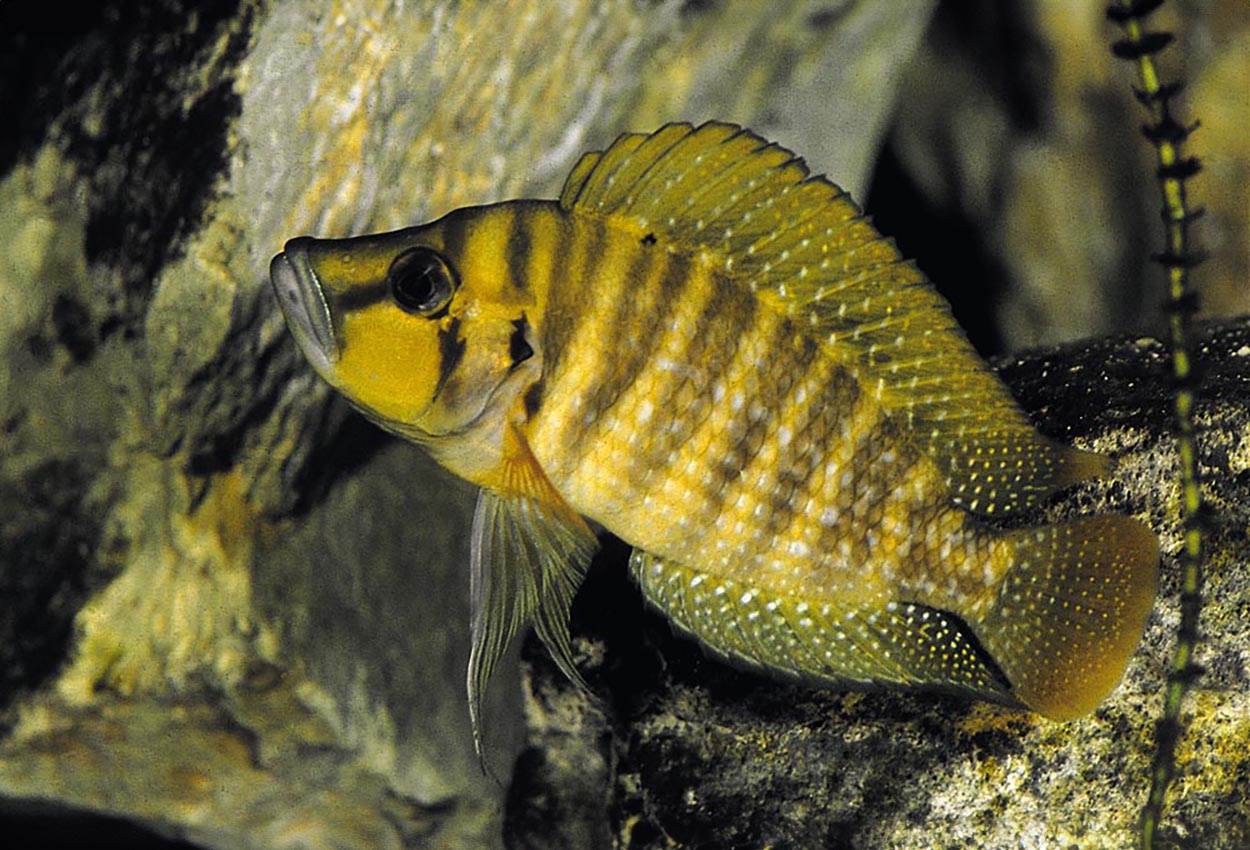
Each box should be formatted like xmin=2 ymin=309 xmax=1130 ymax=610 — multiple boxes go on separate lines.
xmin=271 ymin=122 xmax=1158 ymax=753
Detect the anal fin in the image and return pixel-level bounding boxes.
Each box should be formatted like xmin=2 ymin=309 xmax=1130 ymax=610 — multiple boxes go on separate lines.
xmin=630 ymin=550 xmax=1015 ymax=702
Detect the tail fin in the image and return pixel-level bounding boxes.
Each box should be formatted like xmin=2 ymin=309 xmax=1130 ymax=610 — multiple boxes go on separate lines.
xmin=977 ymin=515 xmax=1159 ymax=719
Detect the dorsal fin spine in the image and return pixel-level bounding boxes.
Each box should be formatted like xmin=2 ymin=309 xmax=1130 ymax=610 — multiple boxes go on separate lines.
xmin=625 ymin=126 xmax=716 ymax=220
xmin=634 ymin=132 xmax=777 ymax=225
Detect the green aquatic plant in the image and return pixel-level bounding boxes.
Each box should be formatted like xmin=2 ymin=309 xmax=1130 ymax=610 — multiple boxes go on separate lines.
xmin=1105 ymin=1 xmax=1208 ymax=848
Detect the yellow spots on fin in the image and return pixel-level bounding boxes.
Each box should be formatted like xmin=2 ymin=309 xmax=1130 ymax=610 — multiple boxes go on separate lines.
xmin=558 ymin=121 xmax=1109 ymax=515
xmin=632 ymin=511 xmax=1158 ymax=718
xmin=977 ymin=515 xmax=1160 ymax=719
xmin=631 ymin=550 xmax=1016 ymax=702
xmin=942 ymin=434 xmax=1110 ymax=518
xmin=467 ymin=424 xmax=598 ymax=763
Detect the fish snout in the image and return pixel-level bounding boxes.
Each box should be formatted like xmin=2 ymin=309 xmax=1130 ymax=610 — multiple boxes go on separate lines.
xmin=270 ymin=238 xmax=338 ymax=377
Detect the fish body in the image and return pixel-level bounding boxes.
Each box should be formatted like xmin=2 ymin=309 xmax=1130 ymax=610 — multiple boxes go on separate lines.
xmin=271 ymin=122 xmax=1158 ymax=752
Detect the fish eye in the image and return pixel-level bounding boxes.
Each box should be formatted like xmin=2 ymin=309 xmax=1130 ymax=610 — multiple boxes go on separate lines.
xmin=388 ymin=247 xmax=458 ymax=317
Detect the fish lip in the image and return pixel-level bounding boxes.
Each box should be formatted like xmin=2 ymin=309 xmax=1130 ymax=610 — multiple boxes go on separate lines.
xmin=270 ymin=239 xmax=338 ymax=376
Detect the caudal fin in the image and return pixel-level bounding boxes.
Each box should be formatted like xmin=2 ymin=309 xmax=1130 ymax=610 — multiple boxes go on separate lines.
xmin=977 ymin=515 xmax=1159 ymax=719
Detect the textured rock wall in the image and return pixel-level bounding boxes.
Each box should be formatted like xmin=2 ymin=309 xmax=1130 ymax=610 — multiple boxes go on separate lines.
xmin=3 ymin=0 xmax=1245 ymax=847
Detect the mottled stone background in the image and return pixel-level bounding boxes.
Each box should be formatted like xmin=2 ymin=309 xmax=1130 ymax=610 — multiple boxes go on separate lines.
xmin=0 ymin=1 xmax=1246 ymax=848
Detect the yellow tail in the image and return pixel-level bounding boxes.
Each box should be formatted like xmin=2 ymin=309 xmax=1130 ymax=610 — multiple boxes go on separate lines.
xmin=978 ymin=515 xmax=1160 ymax=719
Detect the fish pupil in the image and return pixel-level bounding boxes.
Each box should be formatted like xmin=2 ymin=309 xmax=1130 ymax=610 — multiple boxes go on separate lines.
xmin=389 ymin=247 xmax=457 ymax=316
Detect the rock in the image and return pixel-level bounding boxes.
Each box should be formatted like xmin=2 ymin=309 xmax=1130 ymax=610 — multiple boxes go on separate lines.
xmin=883 ymin=0 xmax=1249 ymax=349
xmin=511 ymin=319 xmax=1250 ymax=850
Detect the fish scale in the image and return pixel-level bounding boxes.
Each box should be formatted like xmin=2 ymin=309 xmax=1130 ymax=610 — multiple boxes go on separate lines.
xmin=531 ymin=219 xmax=991 ymax=621
xmin=270 ymin=121 xmax=1160 ymax=758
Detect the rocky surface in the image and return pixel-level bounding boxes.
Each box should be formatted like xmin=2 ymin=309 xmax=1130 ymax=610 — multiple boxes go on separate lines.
xmin=3 ymin=1 xmax=1245 ymax=847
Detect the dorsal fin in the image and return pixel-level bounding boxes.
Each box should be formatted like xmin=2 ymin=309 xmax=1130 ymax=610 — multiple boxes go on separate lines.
xmin=560 ymin=121 xmax=1106 ymax=515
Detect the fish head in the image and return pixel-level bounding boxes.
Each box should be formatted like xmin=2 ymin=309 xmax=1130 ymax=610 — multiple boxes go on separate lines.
xmin=270 ymin=207 xmax=543 ymax=474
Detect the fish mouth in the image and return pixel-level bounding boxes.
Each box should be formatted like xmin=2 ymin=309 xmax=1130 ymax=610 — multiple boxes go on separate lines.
xmin=270 ymin=238 xmax=338 ymax=377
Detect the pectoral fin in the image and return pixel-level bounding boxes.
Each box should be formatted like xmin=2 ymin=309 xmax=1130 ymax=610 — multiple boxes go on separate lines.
xmin=467 ymin=429 xmax=598 ymax=763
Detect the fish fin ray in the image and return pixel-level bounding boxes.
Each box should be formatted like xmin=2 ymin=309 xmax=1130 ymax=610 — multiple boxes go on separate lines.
xmin=559 ymin=150 xmax=603 ymax=208
xmin=976 ymin=516 xmax=1159 ymax=719
xmin=467 ymin=428 xmax=598 ymax=765
xmin=562 ymin=121 xmax=1107 ymax=514
xmin=630 ymin=550 xmax=1015 ymax=701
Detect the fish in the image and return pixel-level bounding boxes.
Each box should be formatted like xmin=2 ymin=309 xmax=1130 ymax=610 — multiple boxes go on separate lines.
xmin=270 ymin=121 xmax=1159 ymax=755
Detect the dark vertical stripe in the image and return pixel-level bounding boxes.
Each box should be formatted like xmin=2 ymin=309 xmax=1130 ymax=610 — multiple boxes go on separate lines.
xmin=689 ymin=304 xmax=798 ymax=550
xmin=639 ymin=257 xmax=700 ymax=414
xmin=750 ymin=314 xmax=812 ymax=540
xmin=432 ymin=316 xmax=466 ymax=401
xmin=838 ymin=382 xmax=900 ymax=565
xmin=606 ymin=242 xmax=670 ymax=386
xmin=508 ymin=205 xmax=534 ymax=292
xmin=441 ymin=211 xmax=468 ymax=266
xmin=621 ymin=256 xmax=725 ymax=492
xmin=492 ymin=204 xmax=518 ymax=294
xmin=761 ymin=333 xmax=825 ymax=542
xmin=688 ymin=283 xmax=760 ymax=524
xmin=539 ymin=211 xmax=592 ymax=387
xmin=679 ymin=269 xmax=757 ymax=405
xmin=770 ymin=346 xmax=836 ymax=521
xmin=563 ymin=237 xmax=670 ymax=461
xmin=539 ymin=214 xmax=598 ymax=451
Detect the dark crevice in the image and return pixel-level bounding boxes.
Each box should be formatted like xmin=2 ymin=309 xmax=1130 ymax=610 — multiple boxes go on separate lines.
xmin=0 ymin=461 xmax=102 ymax=716
xmin=927 ymin=0 xmax=1046 ymax=132
xmin=865 ymin=142 xmax=1007 ymax=356
xmin=51 ymin=295 xmax=97 ymax=364
xmin=286 ymin=405 xmax=396 ymax=518
xmin=0 ymin=804 xmax=203 ymax=850
xmin=0 ymin=0 xmax=256 ymax=335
